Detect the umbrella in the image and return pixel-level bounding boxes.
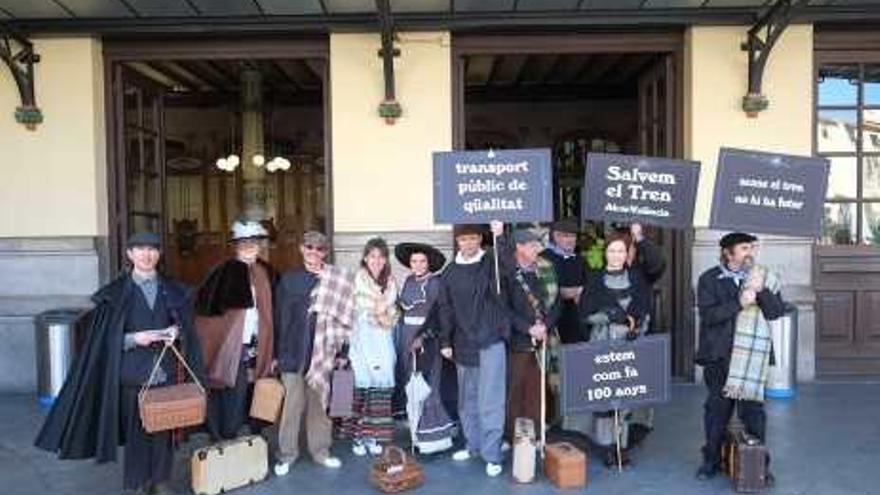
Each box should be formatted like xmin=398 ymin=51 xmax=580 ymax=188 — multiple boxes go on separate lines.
xmin=404 ymin=353 xmax=432 ymax=454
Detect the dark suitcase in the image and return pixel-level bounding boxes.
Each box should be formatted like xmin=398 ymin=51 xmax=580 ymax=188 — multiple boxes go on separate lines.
xmin=722 ymin=429 xmax=769 ymax=493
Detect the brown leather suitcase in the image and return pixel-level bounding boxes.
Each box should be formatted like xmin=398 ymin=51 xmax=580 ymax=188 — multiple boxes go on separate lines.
xmin=249 ymin=377 xmax=285 ymax=423
xmin=544 ymin=442 xmax=587 ymax=489
xmin=191 ymin=435 xmax=268 ymax=495
xmin=328 ymin=368 xmax=354 ymax=418
xmin=722 ymin=430 xmax=769 ymax=493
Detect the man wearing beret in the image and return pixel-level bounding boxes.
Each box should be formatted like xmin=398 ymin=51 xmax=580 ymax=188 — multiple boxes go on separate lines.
xmin=36 ymin=232 xmax=203 ymax=495
xmin=695 ymin=232 xmax=785 ymax=482
xmin=540 ymin=219 xmax=588 ymax=344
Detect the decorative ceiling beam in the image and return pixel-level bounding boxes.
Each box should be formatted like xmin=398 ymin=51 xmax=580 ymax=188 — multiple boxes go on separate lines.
xmin=0 ymin=23 xmax=41 ymax=130
xmin=741 ymin=0 xmax=808 ymax=118
xmin=376 ymin=0 xmax=401 ymax=124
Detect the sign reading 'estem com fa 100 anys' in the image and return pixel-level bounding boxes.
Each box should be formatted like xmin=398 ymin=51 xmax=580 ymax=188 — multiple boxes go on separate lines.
xmin=432 ymin=148 xmax=553 ymax=224
xmin=582 ymin=153 xmax=701 ymax=230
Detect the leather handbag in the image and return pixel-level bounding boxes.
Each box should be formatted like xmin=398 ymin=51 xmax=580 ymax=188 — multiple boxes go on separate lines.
xmin=249 ymin=377 xmax=285 ymax=423
xmin=328 ymin=367 xmax=354 ymax=418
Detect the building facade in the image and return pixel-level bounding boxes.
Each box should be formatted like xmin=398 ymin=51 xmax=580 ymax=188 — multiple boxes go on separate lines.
xmin=2 ymin=1 xmax=879 ymax=392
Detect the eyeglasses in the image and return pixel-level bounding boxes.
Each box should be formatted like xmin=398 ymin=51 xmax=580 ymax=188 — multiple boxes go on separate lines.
xmin=303 ymin=244 xmax=327 ymax=252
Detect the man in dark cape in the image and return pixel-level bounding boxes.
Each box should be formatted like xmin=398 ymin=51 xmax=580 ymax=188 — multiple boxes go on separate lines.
xmin=35 ymin=232 xmax=203 ymax=493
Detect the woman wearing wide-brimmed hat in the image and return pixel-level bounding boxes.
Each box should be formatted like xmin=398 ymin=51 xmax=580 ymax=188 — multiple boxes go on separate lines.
xmin=393 ymin=242 xmax=455 ymax=454
xmin=193 ymin=220 xmax=277 ymax=441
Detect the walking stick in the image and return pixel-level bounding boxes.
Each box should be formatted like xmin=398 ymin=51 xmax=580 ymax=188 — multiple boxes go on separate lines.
xmin=540 ymin=338 xmax=547 ymax=460
xmin=492 ymin=233 xmax=501 ymax=295
xmin=614 ymin=408 xmax=623 ymax=473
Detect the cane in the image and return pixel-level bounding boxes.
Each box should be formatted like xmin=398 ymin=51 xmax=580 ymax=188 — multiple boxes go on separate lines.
xmin=614 ymin=408 xmax=623 ymax=474
xmin=540 ymin=338 xmax=547 ymax=460
xmin=492 ymin=232 xmax=501 ymax=295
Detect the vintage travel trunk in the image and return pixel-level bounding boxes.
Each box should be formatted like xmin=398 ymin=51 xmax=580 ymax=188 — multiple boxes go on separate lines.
xmin=544 ymin=442 xmax=587 ymax=489
xmin=249 ymin=377 xmax=285 ymax=423
xmin=722 ymin=430 xmax=769 ymax=493
xmin=191 ymin=435 xmax=269 ymax=495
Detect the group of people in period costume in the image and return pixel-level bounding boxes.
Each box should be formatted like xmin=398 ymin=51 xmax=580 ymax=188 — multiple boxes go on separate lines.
xmin=35 ymin=214 xmax=785 ymax=493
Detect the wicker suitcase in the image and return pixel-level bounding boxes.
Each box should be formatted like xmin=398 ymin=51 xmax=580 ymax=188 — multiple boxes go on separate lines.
xmin=138 ymin=343 xmax=206 ymax=434
xmin=369 ymin=446 xmax=425 ymax=493
xmin=249 ymin=377 xmax=285 ymax=423
xmin=191 ymin=435 xmax=269 ymax=495
xmin=544 ymin=442 xmax=587 ymax=489
xmin=512 ymin=417 xmax=537 ymax=484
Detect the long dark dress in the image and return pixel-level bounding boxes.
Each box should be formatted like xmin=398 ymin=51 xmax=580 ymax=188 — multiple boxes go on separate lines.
xmin=395 ymin=273 xmax=455 ymax=453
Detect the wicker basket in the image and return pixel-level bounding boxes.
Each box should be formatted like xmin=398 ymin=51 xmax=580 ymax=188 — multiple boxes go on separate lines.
xmin=138 ymin=343 xmax=206 ymax=434
xmin=369 ymin=446 xmax=425 ymax=493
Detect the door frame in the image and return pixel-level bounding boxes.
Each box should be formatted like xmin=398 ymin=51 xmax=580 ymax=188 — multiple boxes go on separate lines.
xmin=812 ymin=27 xmax=880 ymax=377
xmin=450 ymin=31 xmax=696 ymax=379
xmin=102 ymin=37 xmax=332 ymax=277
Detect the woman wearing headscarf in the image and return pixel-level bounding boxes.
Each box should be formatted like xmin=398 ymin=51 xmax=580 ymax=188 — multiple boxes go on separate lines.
xmin=344 ymin=237 xmax=400 ymax=456
xmin=577 ymin=232 xmax=651 ymax=468
xmin=393 ymin=242 xmax=455 ymax=454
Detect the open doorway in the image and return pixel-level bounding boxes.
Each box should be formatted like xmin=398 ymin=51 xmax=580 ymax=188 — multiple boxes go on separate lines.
xmin=452 ymin=33 xmax=694 ymax=379
xmin=104 ymin=40 xmax=330 ymax=285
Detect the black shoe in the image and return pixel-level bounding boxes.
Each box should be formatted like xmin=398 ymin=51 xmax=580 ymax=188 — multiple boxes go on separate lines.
xmin=696 ymin=463 xmax=718 ymax=481
xmin=603 ymin=448 xmax=631 ymax=469
xmin=628 ymin=424 xmax=653 ymax=448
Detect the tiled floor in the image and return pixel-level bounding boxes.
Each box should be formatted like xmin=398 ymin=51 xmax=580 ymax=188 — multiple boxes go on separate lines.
xmin=2 ymin=383 xmax=879 ymax=495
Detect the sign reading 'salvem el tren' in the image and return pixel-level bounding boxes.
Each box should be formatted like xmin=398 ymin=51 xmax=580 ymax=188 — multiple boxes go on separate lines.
xmin=432 ymin=148 xmax=553 ymax=223
xmin=582 ymin=153 xmax=701 ymax=230
xmin=710 ymin=148 xmax=830 ymax=237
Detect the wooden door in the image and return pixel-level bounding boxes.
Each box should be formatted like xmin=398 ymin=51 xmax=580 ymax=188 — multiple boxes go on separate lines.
xmin=638 ymin=54 xmax=694 ymax=379
xmin=109 ymin=65 xmax=166 ymax=274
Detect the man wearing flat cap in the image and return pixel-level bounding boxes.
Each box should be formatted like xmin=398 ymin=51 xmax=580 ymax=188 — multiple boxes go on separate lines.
xmin=36 ymin=232 xmax=203 ymax=495
xmin=695 ymin=232 xmax=785 ymax=482
xmin=194 ymin=220 xmax=277 ymax=441
xmin=437 ymin=222 xmax=512 ymax=477
xmin=497 ymin=224 xmax=560 ymax=446
xmin=540 ymin=219 xmax=588 ymax=344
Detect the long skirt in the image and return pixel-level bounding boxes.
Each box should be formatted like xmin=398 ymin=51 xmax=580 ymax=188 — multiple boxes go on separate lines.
xmin=340 ymin=387 xmax=395 ymax=444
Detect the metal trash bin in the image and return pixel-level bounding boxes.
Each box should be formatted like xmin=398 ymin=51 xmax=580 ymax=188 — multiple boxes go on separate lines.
xmin=766 ymin=304 xmax=798 ymax=399
xmin=35 ymin=308 xmax=85 ymax=408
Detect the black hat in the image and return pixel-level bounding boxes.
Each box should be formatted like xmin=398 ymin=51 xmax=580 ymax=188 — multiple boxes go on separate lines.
xmin=127 ymin=232 xmax=161 ymax=249
xmin=395 ymin=243 xmax=446 ymax=273
xmin=719 ymin=232 xmax=758 ymax=249
xmin=513 ymin=229 xmax=541 ymax=245
xmin=550 ymin=218 xmax=579 ymax=235
xmin=453 ymin=224 xmax=486 ymax=238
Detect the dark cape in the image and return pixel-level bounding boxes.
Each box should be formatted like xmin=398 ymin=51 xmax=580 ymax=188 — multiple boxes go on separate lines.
xmin=34 ymin=273 xmax=202 ymax=463
xmin=195 ymin=258 xmax=277 ymax=316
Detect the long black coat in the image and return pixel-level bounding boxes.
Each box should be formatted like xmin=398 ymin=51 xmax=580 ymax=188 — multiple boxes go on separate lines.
xmin=695 ymin=266 xmax=785 ymax=366
xmin=34 ymin=274 xmax=201 ymax=463
xmin=579 ymin=268 xmax=652 ymax=331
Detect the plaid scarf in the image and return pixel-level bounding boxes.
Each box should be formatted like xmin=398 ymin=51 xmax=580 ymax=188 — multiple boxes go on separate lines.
xmin=723 ymin=264 xmax=780 ymax=403
xmin=306 ymin=264 xmax=355 ymax=409
xmin=535 ymin=257 xmax=559 ymax=312
xmin=353 ymin=268 xmax=399 ymax=330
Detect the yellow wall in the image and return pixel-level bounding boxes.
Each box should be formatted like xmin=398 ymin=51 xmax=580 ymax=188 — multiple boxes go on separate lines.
xmin=685 ymin=25 xmax=813 ymax=226
xmin=0 ymin=37 xmax=105 ymax=237
xmin=330 ymin=32 xmax=452 ymax=233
